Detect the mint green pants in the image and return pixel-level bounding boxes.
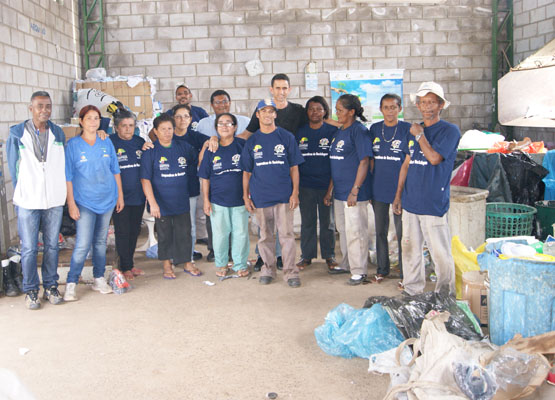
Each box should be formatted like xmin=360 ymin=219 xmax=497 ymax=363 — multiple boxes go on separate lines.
xmin=211 ymin=204 xmax=250 ymax=271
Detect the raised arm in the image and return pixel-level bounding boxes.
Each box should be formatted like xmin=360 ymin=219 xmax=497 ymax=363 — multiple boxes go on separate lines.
xmin=410 ymin=123 xmax=443 ymax=165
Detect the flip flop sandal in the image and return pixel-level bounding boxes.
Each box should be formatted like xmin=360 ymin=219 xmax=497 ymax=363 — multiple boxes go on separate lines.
xmin=131 ymin=267 xmax=145 ymax=276
xmin=237 ymin=269 xmax=250 ymax=278
xmin=163 ymin=272 xmax=176 ymax=280
xmin=371 ymin=274 xmax=385 ymax=283
xmin=397 ymin=281 xmax=405 ymax=291
xmin=184 ymin=267 xmax=203 ymax=277
xmin=215 ymin=267 xmax=228 ymax=278
xmin=123 ymin=271 xmax=135 ymax=281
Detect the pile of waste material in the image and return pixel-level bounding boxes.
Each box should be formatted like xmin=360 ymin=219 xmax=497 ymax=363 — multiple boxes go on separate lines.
xmin=457 ymin=130 xmax=545 ymax=154
xmin=315 ymin=291 xmax=554 ymax=399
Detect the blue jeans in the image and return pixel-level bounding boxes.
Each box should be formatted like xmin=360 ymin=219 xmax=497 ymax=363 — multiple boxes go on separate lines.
xmin=67 ymin=205 xmax=114 ymax=284
xmin=17 ymin=206 xmax=63 ymax=292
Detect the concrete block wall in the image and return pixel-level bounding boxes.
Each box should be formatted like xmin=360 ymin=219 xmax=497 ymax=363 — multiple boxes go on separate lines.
xmin=0 ymin=0 xmax=82 ymax=243
xmin=512 ymin=0 xmax=555 ymax=142
xmin=514 ymin=0 xmax=555 ymax=64
xmin=103 ymin=0 xmax=494 ymax=132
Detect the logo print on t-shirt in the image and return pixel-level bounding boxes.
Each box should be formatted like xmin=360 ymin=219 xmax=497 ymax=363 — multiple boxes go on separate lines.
xmin=117 ymin=148 xmax=128 ymax=162
xmin=212 ymin=156 xmax=222 ymax=170
xmin=232 ymin=154 xmax=241 ymax=166
xmin=299 ymin=137 xmax=308 ymax=151
xmin=159 ymin=156 xmax=169 ymax=170
xmin=253 ymin=144 xmax=263 ymax=159
xmin=79 ymin=154 xmax=87 ymax=163
xmin=335 ymin=140 xmax=345 ymax=153
xmin=136 ymin=150 xmax=142 ymax=159
xmin=391 ymin=140 xmax=401 ymax=151
xmin=408 ymin=140 xmax=415 ymax=157
xmin=178 ymin=157 xmax=187 ymax=168
xmin=274 ymin=144 xmax=285 ymax=157
xmin=319 ymin=138 xmax=329 ymax=148
xmin=373 ymin=137 xmax=381 ymax=152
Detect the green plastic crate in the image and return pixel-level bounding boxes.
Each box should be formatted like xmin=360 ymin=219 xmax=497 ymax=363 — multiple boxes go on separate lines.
xmin=485 ymin=202 xmax=537 ymax=238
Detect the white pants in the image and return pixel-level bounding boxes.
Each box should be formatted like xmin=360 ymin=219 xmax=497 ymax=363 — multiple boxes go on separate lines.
xmin=334 ymin=199 xmax=369 ymax=276
xmin=401 ymin=210 xmax=455 ymax=295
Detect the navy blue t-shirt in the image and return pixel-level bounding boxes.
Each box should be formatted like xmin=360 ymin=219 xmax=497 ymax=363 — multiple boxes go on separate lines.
xmin=297 ymin=123 xmax=337 ymax=191
xmin=174 ymin=132 xmax=208 ymax=198
xmin=241 ymin=127 xmax=304 ymax=208
xmin=329 ymin=121 xmax=373 ymax=202
xmin=402 ymin=119 xmax=461 ymax=217
xmin=198 ymin=138 xmax=246 ymax=208
xmin=110 ymin=134 xmax=146 ymax=206
xmin=370 ymin=121 xmax=411 ymax=204
xmin=140 ymin=139 xmax=197 ymax=216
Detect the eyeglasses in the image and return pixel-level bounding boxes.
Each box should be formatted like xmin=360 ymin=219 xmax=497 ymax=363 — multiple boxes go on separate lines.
xmin=174 ymin=115 xmax=191 ymax=120
xmin=217 ymin=122 xmax=235 ymax=127
xmin=213 ymin=100 xmax=230 ymax=105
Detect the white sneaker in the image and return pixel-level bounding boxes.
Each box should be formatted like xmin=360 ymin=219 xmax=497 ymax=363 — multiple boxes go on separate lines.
xmin=92 ymin=277 xmax=113 ymax=294
xmin=63 ymin=282 xmax=78 ymax=302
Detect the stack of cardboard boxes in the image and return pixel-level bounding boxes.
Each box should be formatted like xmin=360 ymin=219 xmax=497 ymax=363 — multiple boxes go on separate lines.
xmin=62 ymin=78 xmax=155 ymax=140
xmin=74 ymin=80 xmax=154 ymax=120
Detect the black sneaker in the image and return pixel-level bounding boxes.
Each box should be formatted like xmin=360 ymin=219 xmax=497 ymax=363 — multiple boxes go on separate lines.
xmin=43 ymin=286 xmax=64 ymax=305
xmin=253 ymin=257 xmax=263 ymax=272
xmin=347 ymin=274 xmax=367 ymax=286
xmin=193 ymin=251 xmax=202 ymax=261
xmin=287 ymin=278 xmax=301 ymax=288
xmin=207 ymin=249 xmax=215 ymax=262
xmin=25 ymin=290 xmax=41 ymax=310
xmin=277 ymin=256 xmax=283 ymax=270
xmin=259 ymin=276 xmax=273 ymax=285
xmin=2 ymin=262 xmax=20 ymax=297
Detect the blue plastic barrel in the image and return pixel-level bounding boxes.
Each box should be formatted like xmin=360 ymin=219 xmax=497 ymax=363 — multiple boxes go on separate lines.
xmin=478 ymin=253 xmax=555 ymax=345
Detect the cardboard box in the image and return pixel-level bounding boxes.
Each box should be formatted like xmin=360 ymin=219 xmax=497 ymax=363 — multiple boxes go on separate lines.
xmin=461 ymin=271 xmax=488 ymax=326
xmin=74 ymin=79 xmax=153 ymax=119
xmin=61 ymin=125 xmax=81 ymax=140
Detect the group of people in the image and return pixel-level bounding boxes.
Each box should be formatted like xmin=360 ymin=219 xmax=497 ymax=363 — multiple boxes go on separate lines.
xmin=6 ymin=73 xmax=460 ymax=310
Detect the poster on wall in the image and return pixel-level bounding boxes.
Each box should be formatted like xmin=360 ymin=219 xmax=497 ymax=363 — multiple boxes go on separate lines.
xmin=329 ymin=70 xmax=404 ymax=125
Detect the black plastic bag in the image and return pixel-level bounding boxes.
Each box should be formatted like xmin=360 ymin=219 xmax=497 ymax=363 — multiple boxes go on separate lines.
xmin=499 ymin=152 xmax=547 ymax=207
xmin=60 ymin=205 xmax=76 ymax=236
xmin=468 ymin=153 xmax=512 ymax=203
xmin=363 ymin=291 xmax=483 ymax=341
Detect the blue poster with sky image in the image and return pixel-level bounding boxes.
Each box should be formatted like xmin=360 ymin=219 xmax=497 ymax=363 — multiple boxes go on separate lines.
xmin=329 ymin=70 xmax=404 ymax=125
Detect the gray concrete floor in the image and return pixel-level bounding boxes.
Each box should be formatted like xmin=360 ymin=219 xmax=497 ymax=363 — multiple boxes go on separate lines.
xmin=1 ymin=234 xmax=552 ymax=400
xmin=0 ymin=235 xmax=400 ymax=400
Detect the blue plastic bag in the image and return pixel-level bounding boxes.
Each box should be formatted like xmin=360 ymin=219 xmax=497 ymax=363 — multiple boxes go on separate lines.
xmin=146 ymin=244 xmax=158 ymax=259
xmin=314 ymin=303 xmax=404 ymax=359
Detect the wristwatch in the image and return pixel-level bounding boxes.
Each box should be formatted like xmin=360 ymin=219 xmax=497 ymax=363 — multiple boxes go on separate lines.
xmin=415 ymin=133 xmax=423 ymax=142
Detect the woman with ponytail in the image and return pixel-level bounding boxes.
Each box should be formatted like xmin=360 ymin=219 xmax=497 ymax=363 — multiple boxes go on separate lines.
xmin=324 ymin=94 xmax=373 ymax=285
